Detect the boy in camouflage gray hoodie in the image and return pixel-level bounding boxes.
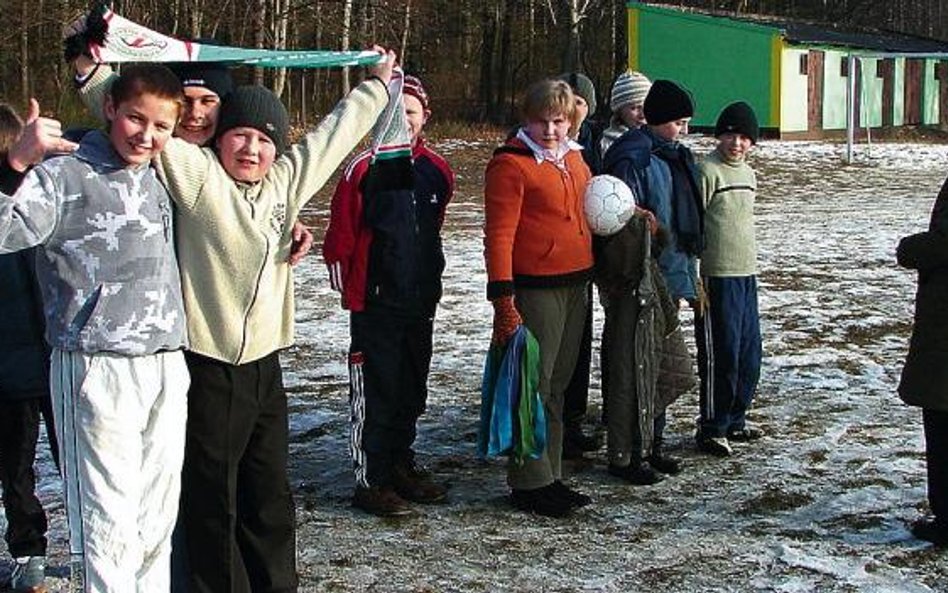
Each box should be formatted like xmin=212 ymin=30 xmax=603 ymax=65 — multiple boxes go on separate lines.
xmin=0 ymin=65 xmax=189 ymax=592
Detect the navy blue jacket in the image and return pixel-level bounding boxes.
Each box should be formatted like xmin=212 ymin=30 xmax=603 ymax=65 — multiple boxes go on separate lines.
xmin=359 ymin=149 xmax=454 ymax=317
xmin=0 ymin=160 xmax=49 ymax=401
xmin=602 ymin=128 xmax=700 ymax=301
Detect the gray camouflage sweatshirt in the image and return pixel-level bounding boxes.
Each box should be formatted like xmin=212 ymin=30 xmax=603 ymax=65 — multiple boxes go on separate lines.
xmin=0 ymin=130 xmax=187 ymax=355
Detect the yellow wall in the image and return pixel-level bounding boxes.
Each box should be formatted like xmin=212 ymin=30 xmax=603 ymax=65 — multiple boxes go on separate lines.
xmin=780 ymin=47 xmax=809 ymax=132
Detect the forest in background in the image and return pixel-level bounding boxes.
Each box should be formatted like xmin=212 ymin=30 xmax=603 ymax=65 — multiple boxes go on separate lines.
xmin=1 ymin=0 xmax=947 ymax=127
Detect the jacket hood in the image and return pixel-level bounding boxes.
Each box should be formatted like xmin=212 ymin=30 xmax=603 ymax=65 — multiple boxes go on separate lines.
xmin=73 ymin=129 xmax=138 ymax=170
xmin=602 ymin=127 xmax=651 ymax=172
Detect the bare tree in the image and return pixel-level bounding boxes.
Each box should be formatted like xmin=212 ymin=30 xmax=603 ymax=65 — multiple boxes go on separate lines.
xmin=272 ymin=0 xmax=289 ymax=97
xmin=400 ymin=0 xmax=412 ymax=64
xmin=341 ymin=0 xmax=353 ymax=94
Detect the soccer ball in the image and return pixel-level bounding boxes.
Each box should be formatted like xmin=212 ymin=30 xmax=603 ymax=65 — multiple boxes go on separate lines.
xmin=583 ymin=174 xmax=636 ymax=236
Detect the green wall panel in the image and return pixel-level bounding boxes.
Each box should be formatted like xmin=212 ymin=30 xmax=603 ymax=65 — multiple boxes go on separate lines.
xmin=860 ymin=58 xmax=883 ymax=128
xmin=633 ymin=8 xmax=775 ymax=128
xmin=923 ymin=60 xmax=939 ymax=125
xmin=821 ymin=51 xmax=847 ymax=129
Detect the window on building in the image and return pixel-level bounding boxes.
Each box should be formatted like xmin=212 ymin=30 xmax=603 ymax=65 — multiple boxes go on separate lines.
xmin=936 ymin=62 xmax=948 ymax=81
xmin=876 ymin=61 xmax=885 ymax=78
xmin=840 ymin=59 xmax=849 ymax=78
xmin=800 ymin=53 xmax=809 ymax=75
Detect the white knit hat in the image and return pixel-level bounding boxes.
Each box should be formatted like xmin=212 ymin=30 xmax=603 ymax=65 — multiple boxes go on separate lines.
xmin=609 ymin=70 xmax=652 ymax=113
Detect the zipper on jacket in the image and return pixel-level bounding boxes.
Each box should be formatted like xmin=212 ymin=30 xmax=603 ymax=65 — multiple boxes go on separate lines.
xmin=236 ymin=189 xmax=270 ymax=363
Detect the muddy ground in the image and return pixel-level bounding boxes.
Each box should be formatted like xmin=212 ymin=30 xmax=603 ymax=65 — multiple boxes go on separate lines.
xmin=3 ymin=134 xmax=948 ymax=592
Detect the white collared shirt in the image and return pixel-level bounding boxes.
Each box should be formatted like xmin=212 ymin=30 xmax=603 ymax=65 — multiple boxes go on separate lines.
xmin=516 ymin=128 xmax=584 ymax=166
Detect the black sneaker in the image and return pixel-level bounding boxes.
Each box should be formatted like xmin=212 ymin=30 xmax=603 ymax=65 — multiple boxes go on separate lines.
xmin=353 ymin=485 xmax=414 ymax=517
xmin=565 ymin=427 xmax=601 ymax=452
xmin=392 ymin=462 xmax=448 ymax=504
xmin=696 ymin=435 xmax=733 ymax=457
xmin=562 ymin=439 xmax=587 ymax=461
xmin=647 ymin=451 xmax=682 ymax=475
xmin=911 ymin=518 xmax=948 ymax=546
xmin=727 ymin=425 xmax=764 ymax=442
xmin=608 ymin=462 xmax=664 ymax=485
xmin=550 ymin=480 xmax=592 ymax=508
xmin=510 ymin=484 xmax=573 ymax=518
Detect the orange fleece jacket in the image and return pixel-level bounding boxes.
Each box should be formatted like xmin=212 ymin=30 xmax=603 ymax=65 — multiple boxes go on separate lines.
xmin=483 ymin=140 xmax=593 ymax=299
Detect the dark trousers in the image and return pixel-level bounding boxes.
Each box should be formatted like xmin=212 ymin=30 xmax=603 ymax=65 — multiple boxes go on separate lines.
xmin=563 ymin=284 xmax=593 ymax=429
xmin=924 ymin=409 xmax=948 ymax=522
xmin=696 ymin=276 xmax=762 ymax=438
xmin=180 ymin=351 xmax=298 ymax=593
xmin=349 ymin=309 xmax=433 ymax=488
xmin=0 ymin=397 xmax=55 ymax=558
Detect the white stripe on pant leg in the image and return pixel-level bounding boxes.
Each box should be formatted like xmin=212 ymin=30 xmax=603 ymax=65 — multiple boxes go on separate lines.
xmin=349 ymin=357 xmax=368 ymax=488
xmin=50 ymin=350 xmax=89 ymax=590
xmin=702 ymin=305 xmax=716 ymax=423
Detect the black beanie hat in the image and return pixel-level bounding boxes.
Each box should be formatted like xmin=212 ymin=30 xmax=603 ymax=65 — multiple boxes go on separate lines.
xmin=168 ymin=62 xmax=234 ymax=100
xmin=715 ymin=101 xmax=759 ymax=144
xmin=643 ymin=80 xmax=694 ymax=126
xmin=216 ymin=86 xmax=290 ymax=156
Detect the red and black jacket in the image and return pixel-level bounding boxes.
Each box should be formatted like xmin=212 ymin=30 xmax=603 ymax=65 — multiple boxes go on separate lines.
xmin=322 ymin=138 xmax=455 ymax=315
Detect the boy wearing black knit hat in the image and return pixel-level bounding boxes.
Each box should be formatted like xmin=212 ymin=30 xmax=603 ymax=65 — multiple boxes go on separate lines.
xmin=598 ymin=79 xmax=700 ymax=484
xmin=694 ymin=101 xmax=764 ymax=457
xmin=167 ymin=61 xmax=233 ymax=147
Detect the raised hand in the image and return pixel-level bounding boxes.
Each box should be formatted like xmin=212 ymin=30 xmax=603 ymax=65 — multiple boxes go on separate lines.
xmin=6 ymin=99 xmax=79 ymax=172
xmin=366 ymin=45 xmax=397 ymax=85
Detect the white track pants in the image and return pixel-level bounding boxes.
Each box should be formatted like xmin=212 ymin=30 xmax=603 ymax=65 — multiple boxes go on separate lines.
xmin=51 ymin=349 xmax=189 ymax=593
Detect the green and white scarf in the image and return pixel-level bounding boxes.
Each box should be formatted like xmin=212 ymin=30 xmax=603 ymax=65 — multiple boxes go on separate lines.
xmin=87 ymin=6 xmax=384 ymax=69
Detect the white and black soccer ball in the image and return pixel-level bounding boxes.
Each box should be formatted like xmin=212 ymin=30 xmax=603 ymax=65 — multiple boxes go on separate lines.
xmin=583 ymin=174 xmax=636 ymax=236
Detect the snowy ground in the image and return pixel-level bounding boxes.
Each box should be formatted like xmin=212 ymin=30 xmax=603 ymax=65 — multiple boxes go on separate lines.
xmin=4 ymin=136 xmax=948 ymax=592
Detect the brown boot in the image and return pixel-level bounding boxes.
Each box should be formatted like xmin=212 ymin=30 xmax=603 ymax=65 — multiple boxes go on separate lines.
xmin=352 ymin=485 xmax=414 ymax=517
xmin=392 ymin=462 xmax=448 ymax=504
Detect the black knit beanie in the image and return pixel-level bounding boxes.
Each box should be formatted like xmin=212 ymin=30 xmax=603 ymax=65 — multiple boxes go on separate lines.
xmin=557 ymin=72 xmax=597 ymax=115
xmin=216 ymin=86 xmax=290 ymax=156
xmin=168 ymin=62 xmax=234 ymax=100
xmin=643 ymin=80 xmax=694 ymax=126
xmin=714 ymin=101 xmax=759 ymax=144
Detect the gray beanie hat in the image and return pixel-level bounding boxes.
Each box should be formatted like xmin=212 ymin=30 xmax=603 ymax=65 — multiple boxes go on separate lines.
xmin=609 ymin=70 xmax=652 ymax=113
xmin=557 ymin=72 xmax=597 ymax=115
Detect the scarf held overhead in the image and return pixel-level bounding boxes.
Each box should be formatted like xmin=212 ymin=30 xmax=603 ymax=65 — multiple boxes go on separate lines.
xmin=75 ymin=5 xmax=385 ymax=69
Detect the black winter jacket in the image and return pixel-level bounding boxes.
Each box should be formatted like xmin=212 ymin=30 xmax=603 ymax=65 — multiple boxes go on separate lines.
xmin=0 ymin=159 xmax=50 ymax=401
xmin=898 ymin=175 xmax=948 ymax=411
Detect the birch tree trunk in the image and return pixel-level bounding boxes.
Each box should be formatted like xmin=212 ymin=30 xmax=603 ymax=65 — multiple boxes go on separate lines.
xmin=341 ymin=0 xmax=353 ymax=94
xmin=19 ymin=0 xmax=29 ymax=105
xmin=273 ymin=0 xmax=289 ymax=97
xmin=253 ymin=0 xmax=266 ymax=85
xmin=400 ymin=0 xmax=412 ymax=65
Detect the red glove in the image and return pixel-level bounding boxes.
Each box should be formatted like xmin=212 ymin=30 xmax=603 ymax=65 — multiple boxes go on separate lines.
xmin=491 ymin=295 xmax=522 ymax=345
